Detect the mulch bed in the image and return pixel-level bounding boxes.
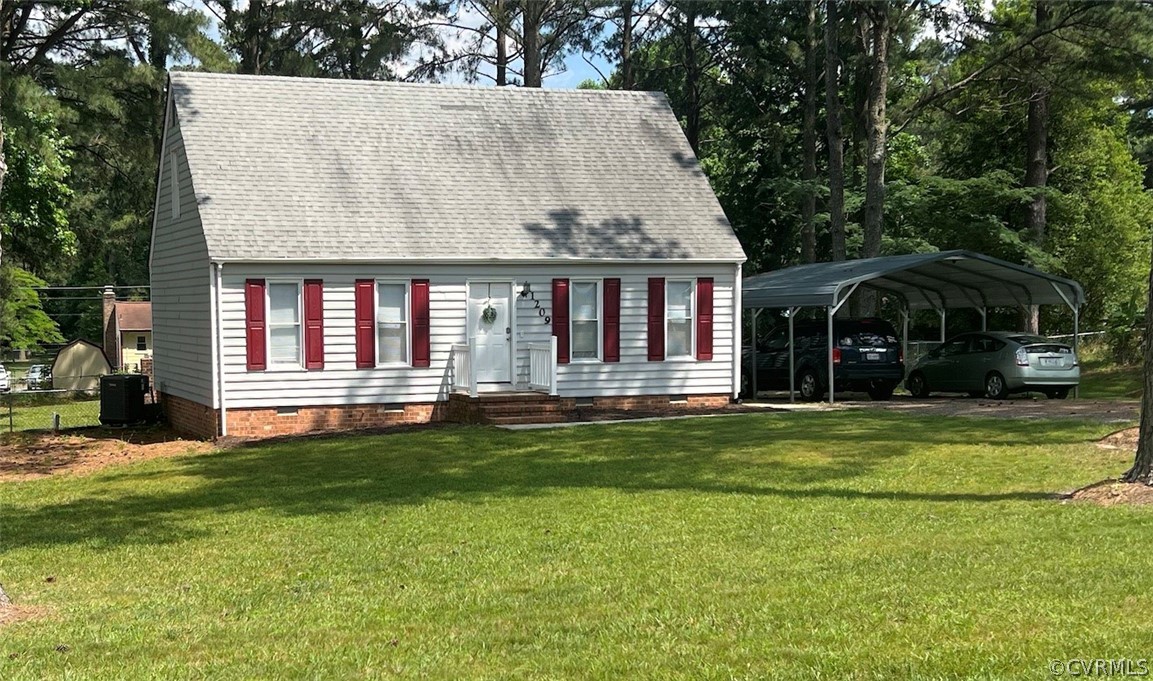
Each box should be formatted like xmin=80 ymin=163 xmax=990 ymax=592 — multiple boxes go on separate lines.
xmin=0 ymin=427 xmax=215 ymax=481
xmin=1061 ymin=427 xmax=1153 ymax=506
xmin=1065 ymin=479 xmax=1153 ymax=506
xmin=1096 ymin=426 xmax=1140 ymax=451
xmin=0 ymin=603 xmax=50 ymax=629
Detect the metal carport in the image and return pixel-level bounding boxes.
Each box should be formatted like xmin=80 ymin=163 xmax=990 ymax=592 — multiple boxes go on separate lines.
xmin=741 ymin=250 xmax=1086 ymax=404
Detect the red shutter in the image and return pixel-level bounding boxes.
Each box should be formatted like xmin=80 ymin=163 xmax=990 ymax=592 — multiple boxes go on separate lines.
xmin=355 ymin=279 xmax=375 ymax=368
xmin=603 ymin=278 xmax=621 ymax=362
xmin=244 ymin=279 xmax=266 ymax=371
xmin=411 ymin=279 xmax=430 ymax=368
xmin=303 ymin=279 xmax=324 ymax=369
xmin=552 ymin=278 xmax=570 ymax=364
xmin=647 ymin=277 xmax=665 ymax=361
xmin=696 ymin=278 xmax=714 ymax=361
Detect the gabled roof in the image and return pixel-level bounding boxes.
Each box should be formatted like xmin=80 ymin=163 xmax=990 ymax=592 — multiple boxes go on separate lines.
xmin=166 ymin=72 xmax=746 ymax=263
xmin=115 ymin=301 xmax=152 ymax=332
xmin=743 ymin=250 xmax=1085 ymax=310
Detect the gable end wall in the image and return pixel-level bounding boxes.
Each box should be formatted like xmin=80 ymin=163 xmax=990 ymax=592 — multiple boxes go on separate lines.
xmin=150 ymin=107 xmax=215 ymax=409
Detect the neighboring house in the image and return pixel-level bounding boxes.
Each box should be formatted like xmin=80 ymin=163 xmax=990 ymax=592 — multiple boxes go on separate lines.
xmin=102 ymin=289 xmax=153 ymax=371
xmin=150 ymin=72 xmax=747 ymax=439
xmin=52 ymin=339 xmax=112 ymax=391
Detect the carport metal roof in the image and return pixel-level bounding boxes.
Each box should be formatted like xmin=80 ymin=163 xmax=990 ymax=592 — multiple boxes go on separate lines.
xmin=742 ymin=250 xmax=1084 ymax=312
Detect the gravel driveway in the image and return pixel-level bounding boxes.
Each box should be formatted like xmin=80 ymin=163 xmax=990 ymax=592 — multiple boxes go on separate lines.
xmin=748 ymin=393 xmax=1140 ymax=423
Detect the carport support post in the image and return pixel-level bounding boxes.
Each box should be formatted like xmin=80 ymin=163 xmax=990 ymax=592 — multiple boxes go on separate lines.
xmin=939 ymin=308 xmax=947 ymax=343
xmin=751 ymin=309 xmax=760 ymax=398
xmin=1074 ymin=307 xmax=1080 ymax=398
xmin=979 ymin=307 xmax=987 ymax=331
xmin=900 ymin=307 xmax=909 ymax=370
xmin=827 ymin=306 xmax=835 ymax=405
xmin=787 ymin=307 xmax=798 ymax=403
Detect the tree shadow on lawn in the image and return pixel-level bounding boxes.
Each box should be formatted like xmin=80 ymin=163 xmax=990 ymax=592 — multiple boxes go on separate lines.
xmin=4 ymin=413 xmax=1084 ymax=551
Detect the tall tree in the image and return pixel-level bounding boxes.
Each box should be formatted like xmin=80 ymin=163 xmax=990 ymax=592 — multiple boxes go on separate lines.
xmin=522 ymin=0 xmax=544 ymax=86
xmin=825 ymin=0 xmax=846 ymax=261
xmin=1125 ymin=249 xmax=1153 ymax=484
xmin=858 ymin=1 xmax=892 ymax=263
xmin=1021 ymin=0 xmax=1050 ymax=332
xmin=800 ymin=0 xmax=819 ymax=264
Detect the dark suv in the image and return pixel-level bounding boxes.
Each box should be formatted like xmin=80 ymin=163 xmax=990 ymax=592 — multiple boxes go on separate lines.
xmin=742 ymin=317 xmax=905 ymax=401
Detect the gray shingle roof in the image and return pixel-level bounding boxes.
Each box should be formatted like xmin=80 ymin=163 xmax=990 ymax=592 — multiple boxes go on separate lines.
xmin=167 ymin=72 xmax=746 ymax=262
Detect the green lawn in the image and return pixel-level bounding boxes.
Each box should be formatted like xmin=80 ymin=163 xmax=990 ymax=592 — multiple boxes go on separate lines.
xmin=1080 ymin=358 xmax=1143 ymax=399
xmin=1 ymin=412 xmax=1150 ymax=679
xmin=2 ymin=397 xmax=100 ymax=432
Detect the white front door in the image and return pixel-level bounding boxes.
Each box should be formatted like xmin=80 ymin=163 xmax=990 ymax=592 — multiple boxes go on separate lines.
xmin=468 ymin=282 xmax=513 ymax=384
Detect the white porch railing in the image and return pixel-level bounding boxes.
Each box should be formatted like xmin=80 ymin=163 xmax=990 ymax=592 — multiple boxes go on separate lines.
xmin=528 ymin=337 xmax=558 ymax=396
xmin=451 ymin=339 xmax=478 ymax=398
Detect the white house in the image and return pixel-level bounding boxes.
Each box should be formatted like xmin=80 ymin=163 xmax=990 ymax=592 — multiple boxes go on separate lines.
xmin=150 ymin=72 xmax=747 ymax=439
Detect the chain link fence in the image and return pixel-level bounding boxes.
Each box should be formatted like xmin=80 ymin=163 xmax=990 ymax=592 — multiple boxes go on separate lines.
xmin=2 ymin=379 xmax=103 ymax=433
xmin=1 ymin=373 xmax=107 ymax=430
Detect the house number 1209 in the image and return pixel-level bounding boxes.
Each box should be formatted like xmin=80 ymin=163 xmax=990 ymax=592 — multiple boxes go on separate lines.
xmin=519 ymin=283 xmax=550 ymax=324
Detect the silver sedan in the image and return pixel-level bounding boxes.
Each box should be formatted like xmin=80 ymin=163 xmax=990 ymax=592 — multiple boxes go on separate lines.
xmin=906 ymin=332 xmax=1080 ymax=400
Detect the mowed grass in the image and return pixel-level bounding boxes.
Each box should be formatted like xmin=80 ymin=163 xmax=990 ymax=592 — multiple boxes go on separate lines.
xmin=1 ymin=398 xmax=100 ymax=432
xmin=1080 ymin=358 xmax=1143 ymax=399
xmin=1 ymin=412 xmax=1150 ymax=680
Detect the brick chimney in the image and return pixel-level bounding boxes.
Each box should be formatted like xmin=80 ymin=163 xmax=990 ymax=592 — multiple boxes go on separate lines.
xmin=102 ymin=285 xmax=119 ymax=368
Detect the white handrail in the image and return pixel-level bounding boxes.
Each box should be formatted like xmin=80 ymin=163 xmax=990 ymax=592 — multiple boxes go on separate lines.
xmin=528 ymin=337 xmax=558 ymax=396
xmin=451 ymin=341 xmax=478 ymax=398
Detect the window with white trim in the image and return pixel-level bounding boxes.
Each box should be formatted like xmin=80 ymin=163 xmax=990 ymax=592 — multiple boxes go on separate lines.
xmin=169 ymin=151 xmax=181 ymax=220
xmin=136 ymin=335 xmax=147 ymax=351
xmin=571 ymin=280 xmax=600 ymax=360
xmin=376 ymin=282 xmax=409 ymax=365
xmin=268 ymin=282 xmax=302 ymax=366
xmin=666 ymin=279 xmax=694 ymax=358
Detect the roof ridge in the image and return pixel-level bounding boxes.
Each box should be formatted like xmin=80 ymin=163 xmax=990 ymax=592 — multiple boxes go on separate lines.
xmin=168 ymin=70 xmax=667 ymax=98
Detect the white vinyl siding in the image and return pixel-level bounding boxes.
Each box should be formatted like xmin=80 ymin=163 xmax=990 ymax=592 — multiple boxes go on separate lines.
xmin=666 ymin=279 xmax=694 ymax=358
xmin=217 ymin=263 xmax=736 ymax=408
xmin=149 ymin=110 xmax=215 ymax=407
xmin=376 ymin=281 xmax=409 ymax=365
xmin=267 ymin=282 xmax=302 ymax=367
xmin=571 ymin=280 xmax=600 ymax=361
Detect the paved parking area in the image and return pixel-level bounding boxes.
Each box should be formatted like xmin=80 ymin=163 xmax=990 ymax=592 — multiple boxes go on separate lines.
xmin=746 ymin=393 xmax=1140 ymax=423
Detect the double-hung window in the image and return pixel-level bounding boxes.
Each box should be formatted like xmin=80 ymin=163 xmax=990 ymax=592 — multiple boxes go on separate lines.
xmin=666 ymin=279 xmax=694 ymax=358
xmin=376 ymin=282 xmax=409 ymax=365
xmin=268 ymin=282 xmax=302 ymax=367
xmin=571 ymin=280 xmax=600 ymax=361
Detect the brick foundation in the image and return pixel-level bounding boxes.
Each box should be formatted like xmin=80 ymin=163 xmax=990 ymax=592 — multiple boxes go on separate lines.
xmin=161 ymin=391 xmax=732 ymax=440
xmin=224 ymin=402 xmax=445 ymax=438
xmin=160 ymin=392 xmax=220 ymax=440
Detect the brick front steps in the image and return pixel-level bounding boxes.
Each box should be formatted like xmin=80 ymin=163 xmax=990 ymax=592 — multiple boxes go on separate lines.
xmin=446 ymin=392 xmax=734 ymax=426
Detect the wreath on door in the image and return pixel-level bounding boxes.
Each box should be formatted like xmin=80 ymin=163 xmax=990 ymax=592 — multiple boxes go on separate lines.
xmin=481 ymin=302 xmax=498 ymax=325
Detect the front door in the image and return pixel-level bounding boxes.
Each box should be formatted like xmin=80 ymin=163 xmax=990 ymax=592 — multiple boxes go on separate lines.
xmin=468 ymin=282 xmax=513 ymax=384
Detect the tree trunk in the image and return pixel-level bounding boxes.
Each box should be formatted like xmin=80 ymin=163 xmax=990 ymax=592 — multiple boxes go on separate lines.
xmin=522 ymin=0 xmax=543 ymax=87
xmin=240 ymin=0 xmax=265 ymax=75
xmin=1022 ymin=1 xmax=1050 ymax=334
xmin=495 ymin=0 xmax=508 ymax=86
xmin=620 ymin=0 xmax=634 ymax=90
xmin=0 ymin=0 xmax=6 ymax=269
xmin=862 ymin=5 xmax=888 ymax=262
xmin=682 ymin=3 xmax=700 ymax=154
xmin=148 ymin=12 xmax=170 ymax=159
xmin=1123 ymin=245 xmax=1153 ymax=484
xmin=801 ymin=0 xmax=819 ymax=264
xmin=824 ymin=0 xmax=846 ymax=262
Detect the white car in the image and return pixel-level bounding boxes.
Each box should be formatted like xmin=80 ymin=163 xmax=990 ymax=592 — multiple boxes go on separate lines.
xmin=0 ymin=365 xmax=9 ymax=393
